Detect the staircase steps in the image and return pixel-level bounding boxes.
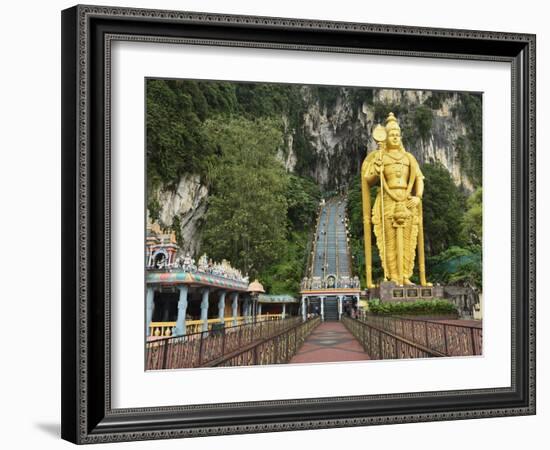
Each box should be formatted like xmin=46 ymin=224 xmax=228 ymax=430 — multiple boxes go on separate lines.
xmin=324 ymin=298 xmax=339 ymax=321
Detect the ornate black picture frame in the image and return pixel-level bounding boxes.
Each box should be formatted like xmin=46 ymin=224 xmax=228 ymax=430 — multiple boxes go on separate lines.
xmin=61 ymin=4 xmax=536 ymax=444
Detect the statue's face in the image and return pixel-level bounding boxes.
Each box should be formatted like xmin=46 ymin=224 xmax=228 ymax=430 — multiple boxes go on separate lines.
xmin=387 ymin=129 xmax=402 ymax=148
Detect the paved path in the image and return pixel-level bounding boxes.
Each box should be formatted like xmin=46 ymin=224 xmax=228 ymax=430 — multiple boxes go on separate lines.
xmin=290 ymin=321 xmax=370 ymax=364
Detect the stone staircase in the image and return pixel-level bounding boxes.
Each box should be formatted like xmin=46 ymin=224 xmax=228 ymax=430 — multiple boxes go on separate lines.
xmin=324 ymin=298 xmax=339 ymax=321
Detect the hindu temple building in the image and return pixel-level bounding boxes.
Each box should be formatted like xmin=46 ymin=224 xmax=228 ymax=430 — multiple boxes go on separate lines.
xmin=145 ymin=223 xmax=296 ymax=340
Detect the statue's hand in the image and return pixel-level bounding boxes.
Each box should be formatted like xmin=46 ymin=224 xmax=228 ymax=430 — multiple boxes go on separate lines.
xmin=406 ymin=196 xmax=421 ymax=209
xmin=373 ymin=159 xmax=383 ymax=174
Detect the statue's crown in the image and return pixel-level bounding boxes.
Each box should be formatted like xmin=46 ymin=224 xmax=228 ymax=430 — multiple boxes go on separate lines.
xmin=385 ymin=112 xmax=401 ymax=132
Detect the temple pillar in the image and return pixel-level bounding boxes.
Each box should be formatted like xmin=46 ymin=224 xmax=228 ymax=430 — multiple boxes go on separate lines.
xmin=146 ymin=287 xmax=155 ymax=336
xmin=231 ymin=293 xmax=239 ymax=327
xmin=218 ymin=291 xmax=226 ymax=324
xmin=242 ymin=298 xmax=248 ymax=323
xmin=320 ymin=296 xmax=325 ymax=321
xmin=246 ymin=298 xmax=252 ymax=323
xmin=258 ymin=303 xmax=262 ymax=317
xmin=200 ymin=288 xmax=210 ymax=332
xmin=250 ymin=298 xmax=255 ymax=323
xmin=175 ymin=286 xmax=188 ymax=336
xmin=301 ymin=296 xmax=306 ymax=321
xmin=251 ymin=297 xmax=259 ymax=323
xmin=282 ymin=303 xmax=286 ymax=319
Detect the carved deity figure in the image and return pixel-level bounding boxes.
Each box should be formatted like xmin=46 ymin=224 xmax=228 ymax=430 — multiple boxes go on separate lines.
xmin=197 ymin=254 xmax=209 ymax=272
xmin=361 ymin=112 xmax=430 ymax=287
xmin=182 ymin=252 xmax=192 ymax=268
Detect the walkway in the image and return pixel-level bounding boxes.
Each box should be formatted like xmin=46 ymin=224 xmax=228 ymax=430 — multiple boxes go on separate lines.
xmin=290 ymin=321 xmax=370 ymax=363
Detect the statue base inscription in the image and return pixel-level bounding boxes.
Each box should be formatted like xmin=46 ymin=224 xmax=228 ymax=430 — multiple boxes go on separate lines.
xmin=370 ymin=281 xmax=444 ymax=303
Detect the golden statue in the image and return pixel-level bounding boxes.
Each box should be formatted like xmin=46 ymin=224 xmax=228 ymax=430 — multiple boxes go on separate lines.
xmin=361 ymin=112 xmax=430 ymax=288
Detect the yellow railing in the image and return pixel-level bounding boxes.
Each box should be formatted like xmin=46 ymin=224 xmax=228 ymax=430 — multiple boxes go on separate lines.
xmin=149 ymin=313 xmax=284 ymax=337
xmin=149 ymin=321 xmax=177 ymax=338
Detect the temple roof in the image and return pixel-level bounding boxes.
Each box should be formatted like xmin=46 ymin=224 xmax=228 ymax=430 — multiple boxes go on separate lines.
xmin=146 ymin=270 xmax=249 ymax=291
xmin=258 ymin=294 xmax=298 ymax=304
xmin=248 ymin=279 xmax=265 ymax=294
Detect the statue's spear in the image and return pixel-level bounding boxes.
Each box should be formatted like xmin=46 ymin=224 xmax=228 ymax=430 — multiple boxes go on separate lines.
xmin=361 ymin=103 xmax=376 ymax=288
xmin=372 ymin=124 xmax=388 ymax=283
xmin=360 ymin=159 xmax=374 ymax=288
xmin=361 ymin=101 xmax=388 ymax=288
xmin=417 ymin=199 xmax=431 ymax=286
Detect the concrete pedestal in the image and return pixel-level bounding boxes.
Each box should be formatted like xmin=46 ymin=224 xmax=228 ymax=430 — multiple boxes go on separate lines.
xmin=371 ymin=281 xmax=444 ymax=303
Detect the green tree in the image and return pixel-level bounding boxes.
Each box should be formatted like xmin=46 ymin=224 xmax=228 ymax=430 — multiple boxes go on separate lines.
xmin=448 ymin=259 xmax=482 ymax=288
xmin=200 ymin=116 xmax=288 ymax=278
xmin=258 ymin=230 xmax=309 ymax=295
xmin=461 ymin=187 xmax=482 ymax=246
xmin=428 ymin=245 xmax=482 ymax=289
xmin=422 ymin=163 xmax=465 ymax=255
xmin=146 ymin=79 xmax=206 ymax=189
xmin=146 ymin=79 xmax=240 ymax=190
xmin=286 ymin=175 xmax=321 ymax=229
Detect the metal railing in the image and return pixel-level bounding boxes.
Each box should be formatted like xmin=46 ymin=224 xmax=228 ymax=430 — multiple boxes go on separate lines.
xmin=342 ymin=316 xmax=445 ymax=360
xmin=358 ymin=314 xmax=482 ymax=357
xmin=146 ymin=317 xmax=312 ymax=370
xmin=208 ymin=316 xmax=321 ymax=367
xmin=148 ymin=313 xmax=284 ymax=338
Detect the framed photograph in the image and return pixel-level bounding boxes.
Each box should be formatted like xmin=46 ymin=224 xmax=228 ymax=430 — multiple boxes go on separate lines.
xmin=61 ymin=4 xmax=536 ymax=444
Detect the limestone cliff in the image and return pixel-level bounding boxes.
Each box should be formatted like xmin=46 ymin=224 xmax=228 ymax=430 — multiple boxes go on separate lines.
xmin=149 ymin=174 xmax=208 ymax=255
xmin=294 ymin=87 xmax=479 ymax=192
